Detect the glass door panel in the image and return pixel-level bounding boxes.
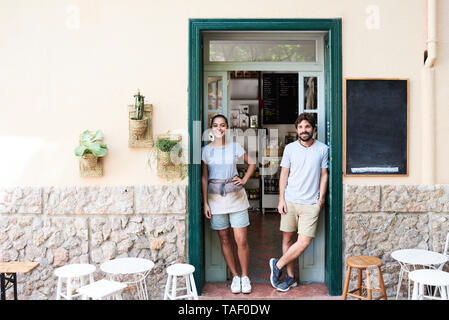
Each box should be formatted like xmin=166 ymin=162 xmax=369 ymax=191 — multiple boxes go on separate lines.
xmin=203 ymin=72 xmax=228 ymax=131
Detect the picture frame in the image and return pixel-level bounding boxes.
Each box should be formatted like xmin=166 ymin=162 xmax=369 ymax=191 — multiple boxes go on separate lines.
xmin=239 ymin=114 xmax=249 ymax=128
xmin=239 ymin=105 xmax=249 ymax=114
xmin=250 ymin=115 xmax=258 ymax=128
xmin=229 ymin=110 xmax=240 ymax=128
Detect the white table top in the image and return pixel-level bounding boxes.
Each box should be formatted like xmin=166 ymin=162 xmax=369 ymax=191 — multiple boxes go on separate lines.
xmin=391 ymin=249 xmax=448 ymax=266
xmin=100 ymin=257 xmax=155 ymax=275
xmin=409 ymin=269 xmax=449 ymax=286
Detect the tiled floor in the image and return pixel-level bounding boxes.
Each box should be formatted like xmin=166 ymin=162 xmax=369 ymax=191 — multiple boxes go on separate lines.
xmin=200 ymin=211 xmax=340 ymax=299
xmin=246 ymin=210 xmax=297 ymax=282
xmin=200 ymin=282 xmax=340 ymax=300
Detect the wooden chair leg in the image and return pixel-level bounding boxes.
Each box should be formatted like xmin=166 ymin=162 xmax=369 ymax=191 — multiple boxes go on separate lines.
xmin=378 ymin=266 xmax=387 ymax=300
xmin=357 ymin=268 xmax=363 ymax=300
xmin=366 ymin=269 xmax=372 ymax=300
xmin=342 ymin=266 xmax=352 ymax=300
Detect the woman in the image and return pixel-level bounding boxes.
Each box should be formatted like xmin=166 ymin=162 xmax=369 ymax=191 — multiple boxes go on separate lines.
xmin=201 ymin=114 xmax=256 ymax=294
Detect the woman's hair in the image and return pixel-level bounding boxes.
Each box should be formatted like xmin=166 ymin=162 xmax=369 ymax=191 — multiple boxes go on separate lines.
xmin=210 ymin=114 xmax=229 ymax=128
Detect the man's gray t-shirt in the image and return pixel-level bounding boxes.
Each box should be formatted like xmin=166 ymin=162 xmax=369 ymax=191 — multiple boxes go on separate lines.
xmin=280 ymin=140 xmax=329 ymax=204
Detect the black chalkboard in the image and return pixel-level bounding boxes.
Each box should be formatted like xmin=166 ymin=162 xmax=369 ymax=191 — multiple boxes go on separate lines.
xmin=262 ymin=73 xmax=298 ymax=124
xmin=345 ymin=79 xmax=409 ymax=175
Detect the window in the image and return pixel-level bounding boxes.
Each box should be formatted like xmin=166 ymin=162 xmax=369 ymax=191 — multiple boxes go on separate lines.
xmin=209 ymin=40 xmax=316 ymax=62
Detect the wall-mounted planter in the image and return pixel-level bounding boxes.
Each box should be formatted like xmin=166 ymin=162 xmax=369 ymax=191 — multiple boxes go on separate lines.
xmin=155 ymin=133 xmax=185 ymax=180
xmin=75 ymin=130 xmax=107 ymax=177
xmin=128 ymin=104 xmax=153 ymax=148
xmin=79 ymin=154 xmax=103 ymax=177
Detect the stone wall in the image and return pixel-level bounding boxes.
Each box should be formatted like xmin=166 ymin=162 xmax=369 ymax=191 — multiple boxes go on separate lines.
xmin=3 ymin=183 xmax=448 ymax=300
xmin=0 ymin=185 xmax=187 ymax=300
xmin=344 ymin=184 xmax=449 ymax=299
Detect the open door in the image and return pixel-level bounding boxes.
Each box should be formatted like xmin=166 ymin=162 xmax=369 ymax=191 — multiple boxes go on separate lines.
xmin=203 ymin=71 xmax=229 ymax=282
xmin=298 ymin=72 xmax=326 ymax=282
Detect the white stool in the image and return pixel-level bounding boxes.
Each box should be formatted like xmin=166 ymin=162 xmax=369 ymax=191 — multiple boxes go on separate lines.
xmin=410 ymin=269 xmax=449 ymax=300
xmin=164 ymin=264 xmax=198 ymax=300
xmin=76 ymin=279 xmax=127 ymax=300
xmin=54 ymin=264 xmax=96 ymax=300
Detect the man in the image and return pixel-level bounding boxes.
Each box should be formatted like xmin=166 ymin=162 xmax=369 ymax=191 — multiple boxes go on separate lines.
xmin=269 ymin=113 xmax=329 ymax=292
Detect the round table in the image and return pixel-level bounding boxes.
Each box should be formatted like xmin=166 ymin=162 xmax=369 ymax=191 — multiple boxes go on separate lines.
xmin=100 ymin=258 xmax=155 ymax=300
xmin=391 ymin=249 xmax=448 ymax=300
xmin=409 ymin=269 xmax=449 ymax=300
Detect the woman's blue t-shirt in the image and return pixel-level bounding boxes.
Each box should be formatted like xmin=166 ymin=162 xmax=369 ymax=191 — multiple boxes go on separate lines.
xmin=201 ymin=142 xmax=246 ymax=179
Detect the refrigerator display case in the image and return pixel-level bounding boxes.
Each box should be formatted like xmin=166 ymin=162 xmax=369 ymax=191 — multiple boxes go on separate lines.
xmin=261 ymin=156 xmax=282 ymax=213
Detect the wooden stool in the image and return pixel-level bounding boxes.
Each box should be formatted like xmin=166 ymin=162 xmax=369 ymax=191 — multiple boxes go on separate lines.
xmin=342 ymin=256 xmax=387 ymax=300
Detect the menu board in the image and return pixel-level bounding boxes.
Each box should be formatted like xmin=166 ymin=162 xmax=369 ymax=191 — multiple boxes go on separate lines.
xmin=262 ymin=73 xmax=298 ymax=124
xmin=345 ymin=79 xmax=409 ymax=175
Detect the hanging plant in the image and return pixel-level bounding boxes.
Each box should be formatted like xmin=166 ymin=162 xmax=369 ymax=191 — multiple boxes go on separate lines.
xmin=74 ymin=130 xmax=108 ymax=170
xmin=130 ymin=89 xmax=148 ymax=140
xmin=154 ymin=133 xmax=186 ymax=180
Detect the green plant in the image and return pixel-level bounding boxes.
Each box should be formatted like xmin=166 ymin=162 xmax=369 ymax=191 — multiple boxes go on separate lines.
xmin=134 ymin=89 xmax=145 ymax=120
xmin=74 ymin=130 xmax=108 ymax=157
xmin=155 ymin=138 xmax=179 ymax=152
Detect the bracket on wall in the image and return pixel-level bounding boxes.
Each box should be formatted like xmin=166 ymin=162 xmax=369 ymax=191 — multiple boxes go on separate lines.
xmin=79 ymin=156 xmax=103 ymax=177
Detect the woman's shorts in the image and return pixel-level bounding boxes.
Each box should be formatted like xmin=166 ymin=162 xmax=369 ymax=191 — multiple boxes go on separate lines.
xmin=280 ymin=201 xmax=321 ymax=238
xmin=210 ymin=209 xmax=250 ymax=230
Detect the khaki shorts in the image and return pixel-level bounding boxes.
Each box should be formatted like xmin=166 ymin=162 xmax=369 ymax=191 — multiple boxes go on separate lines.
xmin=280 ymin=201 xmax=321 ymax=238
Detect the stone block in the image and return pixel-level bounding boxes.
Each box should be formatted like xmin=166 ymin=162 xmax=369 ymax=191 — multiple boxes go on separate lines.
xmin=135 ymin=184 xmax=187 ymax=214
xmin=0 ymin=187 xmax=42 ymax=214
xmin=381 ymin=185 xmax=445 ymax=212
xmin=344 ymin=185 xmax=380 ymax=212
xmin=43 ymin=186 xmax=134 ymax=215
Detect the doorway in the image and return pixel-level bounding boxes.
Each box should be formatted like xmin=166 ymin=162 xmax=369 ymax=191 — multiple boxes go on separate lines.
xmin=188 ymin=19 xmax=343 ymax=296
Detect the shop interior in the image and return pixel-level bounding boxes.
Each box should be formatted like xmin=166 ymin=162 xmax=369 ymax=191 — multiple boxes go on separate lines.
xmin=206 ymin=69 xmax=321 ymax=284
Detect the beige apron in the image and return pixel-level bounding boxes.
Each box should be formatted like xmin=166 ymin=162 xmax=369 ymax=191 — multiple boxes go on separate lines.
xmin=208 ymin=177 xmax=250 ymax=215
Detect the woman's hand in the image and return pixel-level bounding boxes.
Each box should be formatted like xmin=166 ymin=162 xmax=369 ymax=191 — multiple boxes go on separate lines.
xmin=232 ymin=175 xmax=247 ymax=186
xmin=203 ymin=203 xmax=212 ymax=219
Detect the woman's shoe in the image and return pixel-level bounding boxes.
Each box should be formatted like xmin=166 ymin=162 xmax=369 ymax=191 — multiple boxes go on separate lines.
xmin=230 ymin=276 xmax=241 ymax=293
xmin=241 ymin=276 xmax=252 ymax=294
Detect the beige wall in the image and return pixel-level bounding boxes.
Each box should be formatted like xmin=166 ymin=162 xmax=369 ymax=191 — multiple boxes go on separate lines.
xmin=0 ymin=0 xmax=447 ymax=187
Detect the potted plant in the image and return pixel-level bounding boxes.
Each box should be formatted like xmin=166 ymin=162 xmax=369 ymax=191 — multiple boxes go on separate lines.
xmin=74 ymin=130 xmax=108 ymax=170
xmin=129 ymin=89 xmax=147 ymax=140
xmin=155 ymin=134 xmax=181 ymax=166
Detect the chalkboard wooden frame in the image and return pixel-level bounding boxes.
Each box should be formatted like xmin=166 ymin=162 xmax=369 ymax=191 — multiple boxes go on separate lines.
xmin=343 ymin=78 xmax=409 ymax=177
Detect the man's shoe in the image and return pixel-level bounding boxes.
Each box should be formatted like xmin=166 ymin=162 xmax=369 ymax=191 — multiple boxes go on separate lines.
xmin=276 ymin=275 xmax=298 ymax=292
xmin=230 ymin=276 xmax=241 ymax=293
xmin=241 ymin=276 xmax=252 ymax=294
xmin=269 ymin=258 xmax=282 ymax=289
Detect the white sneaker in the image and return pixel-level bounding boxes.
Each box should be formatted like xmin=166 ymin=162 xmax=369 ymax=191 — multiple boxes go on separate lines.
xmin=230 ymin=276 xmax=241 ymax=293
xmin=241 ymin=276 xmax=252 ymax=294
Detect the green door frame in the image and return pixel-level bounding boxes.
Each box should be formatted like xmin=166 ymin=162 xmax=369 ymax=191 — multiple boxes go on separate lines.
xmin=188 ymin=18 xmax=342 ymax=296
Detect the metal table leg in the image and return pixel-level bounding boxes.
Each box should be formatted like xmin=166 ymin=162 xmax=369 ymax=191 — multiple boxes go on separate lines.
xmin=1 ymin=273 xmax=5 ymax=300
xmin=1 ymin=273 xmax=18 ymax=300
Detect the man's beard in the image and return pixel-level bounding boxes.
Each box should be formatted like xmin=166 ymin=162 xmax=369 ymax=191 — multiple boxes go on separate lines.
xmin=299 ymin=132 xmax=313 ymax=141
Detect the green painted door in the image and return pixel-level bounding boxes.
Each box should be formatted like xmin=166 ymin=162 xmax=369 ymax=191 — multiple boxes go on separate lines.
xmin=203 ymin=72 xmax=228 ymax=282
xmin=189 ymin=19 xmax=342 ymax=296
xmin=298 ymin=71 xmax=326 ymax=282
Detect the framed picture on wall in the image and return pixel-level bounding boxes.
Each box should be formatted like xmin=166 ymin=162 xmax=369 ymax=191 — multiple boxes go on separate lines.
xmin=239 ymin=114 xmax=249 ymax=128
xmin=230 ymin=110 xmax=240 ymax=128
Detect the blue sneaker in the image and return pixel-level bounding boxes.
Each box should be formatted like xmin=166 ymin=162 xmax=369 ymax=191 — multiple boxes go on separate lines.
xmin=269 ymin=258 xmax=282 ymax=289
xmin=276 ymin=275 xmax=298 ymax=292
